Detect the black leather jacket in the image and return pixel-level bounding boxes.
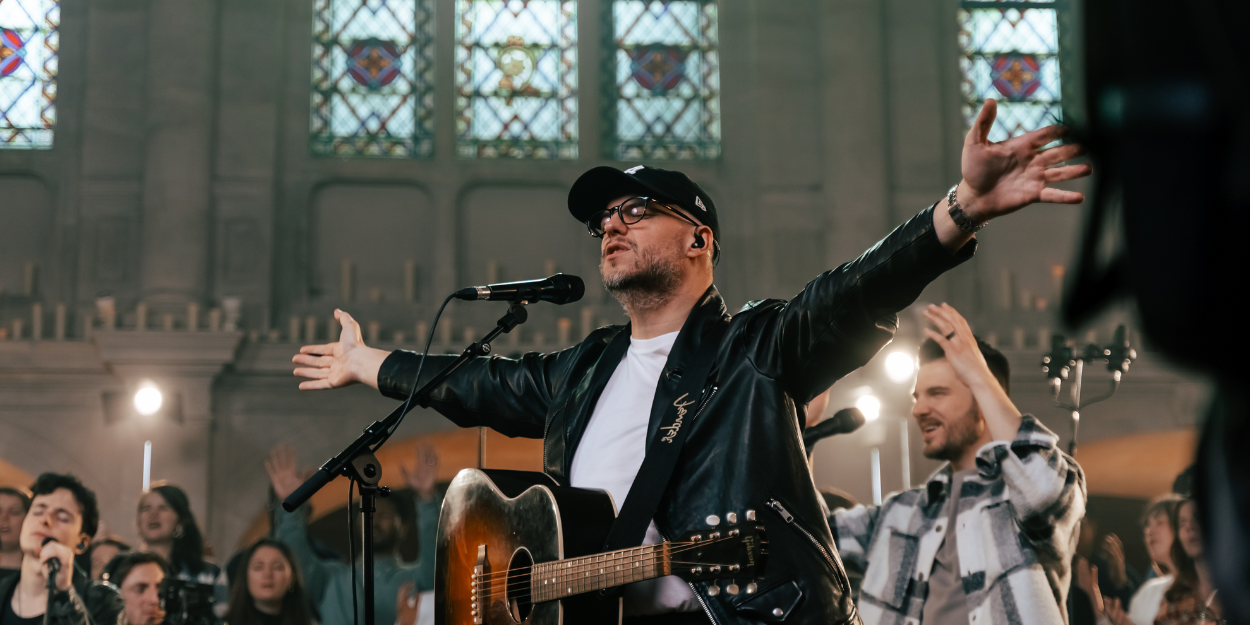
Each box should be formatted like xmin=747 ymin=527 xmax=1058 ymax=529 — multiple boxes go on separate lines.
xmin=0 ymin=567 xmax=123 ymax=625
xmin=378 ymin=206 xmax=973 ymax=624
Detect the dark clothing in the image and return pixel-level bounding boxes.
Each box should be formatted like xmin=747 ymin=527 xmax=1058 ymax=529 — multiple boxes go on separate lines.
xmin=2 ymin=600 xmax=42 ymax=625
xmin=378 ymin=206 xmax=973 ymax=625
xmin=0 ymin=567 xmax=122 ymax=625
xmin=624 ymin=613 xmax=711 ymax=625
xmin=249 ymin=607 xmax=285 ymax=625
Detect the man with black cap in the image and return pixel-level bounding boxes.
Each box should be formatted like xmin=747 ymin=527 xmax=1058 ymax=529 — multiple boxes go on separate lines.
xmin=291 ymin=101 xmax=1090 ymax=624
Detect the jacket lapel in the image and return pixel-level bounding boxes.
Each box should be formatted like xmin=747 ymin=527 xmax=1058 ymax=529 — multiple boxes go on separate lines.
xmin=644 ymin=286 xmax=729 ymax=443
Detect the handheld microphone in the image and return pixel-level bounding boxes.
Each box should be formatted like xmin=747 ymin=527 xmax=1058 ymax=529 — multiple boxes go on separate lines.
xmin=803 ymin=407 xmax=867 ymax=454
xmin=42 ymin=537 xmax=60 ymax=586
xmin=454 ymin=274 xmax=585 ymax=305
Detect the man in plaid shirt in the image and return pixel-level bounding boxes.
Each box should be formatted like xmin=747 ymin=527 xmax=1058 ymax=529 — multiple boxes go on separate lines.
xmin=831 ymin=303 xmax=1086 ymax=625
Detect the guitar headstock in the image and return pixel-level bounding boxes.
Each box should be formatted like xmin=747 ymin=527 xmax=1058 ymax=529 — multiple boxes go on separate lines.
xmin=668 ymin=511 xmax=768 ymax=588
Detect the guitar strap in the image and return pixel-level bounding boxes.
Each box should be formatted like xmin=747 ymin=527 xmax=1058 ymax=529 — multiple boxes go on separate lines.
xmin=601 ymin=321 xmax=727 ymax=552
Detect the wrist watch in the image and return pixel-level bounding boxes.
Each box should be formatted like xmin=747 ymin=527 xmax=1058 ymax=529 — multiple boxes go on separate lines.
xmin=947 ymin=184 xmax=987 ymax=233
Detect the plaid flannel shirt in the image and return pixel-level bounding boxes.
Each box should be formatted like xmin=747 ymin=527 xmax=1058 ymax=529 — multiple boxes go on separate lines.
xmin=831 ymin=415 xmax=1086 ymax=625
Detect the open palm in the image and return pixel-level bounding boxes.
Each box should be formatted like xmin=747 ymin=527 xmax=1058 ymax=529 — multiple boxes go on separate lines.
xmin=961 ymin=99 xmax=1092 ymax=221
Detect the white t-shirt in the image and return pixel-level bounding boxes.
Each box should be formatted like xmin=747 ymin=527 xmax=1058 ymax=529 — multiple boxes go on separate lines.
xmin=1128 ymin=574 xmax=1172 ymax=625
xmin=568 ymin=330 xmax=701 ymax=615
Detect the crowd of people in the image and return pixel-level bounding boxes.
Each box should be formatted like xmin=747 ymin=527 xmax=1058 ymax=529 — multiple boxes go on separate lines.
xmin=0 ymin=444 xmax=442 ymax=625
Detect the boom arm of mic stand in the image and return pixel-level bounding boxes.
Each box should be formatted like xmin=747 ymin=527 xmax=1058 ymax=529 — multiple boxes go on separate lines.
xmin=283 ymin=303 xmax=529 ymax=513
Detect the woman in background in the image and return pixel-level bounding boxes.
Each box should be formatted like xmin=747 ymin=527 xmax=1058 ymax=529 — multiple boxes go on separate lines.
xmin=137 ymin=483 xmax=229 ymax=624
xmin=1153 ymin=499 xmax=1220 ymax=624
xmin=0 ymin=487 xmax=30 ymax=574
xmin=224 ymin=539 xmax=315 ymax=625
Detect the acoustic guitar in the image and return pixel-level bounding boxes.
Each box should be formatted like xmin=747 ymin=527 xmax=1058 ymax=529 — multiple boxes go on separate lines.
xmin=435 ymin=469 xmax=768 ymax=625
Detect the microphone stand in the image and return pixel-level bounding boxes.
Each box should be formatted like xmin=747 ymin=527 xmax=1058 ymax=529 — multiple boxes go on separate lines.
xmin=282 ymin=301 xmax=530 ymax=625
xmin=1041 ymin=325 xmax=1136 ymax=455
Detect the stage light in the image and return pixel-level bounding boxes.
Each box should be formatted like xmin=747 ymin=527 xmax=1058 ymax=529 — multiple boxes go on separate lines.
xmin=884 ymin=351 xmax=917 ymax=384
xmin=134 ymin=384 xmax=163 ymax=416
xmin=855 ymin=394 xmax=881 ymax=422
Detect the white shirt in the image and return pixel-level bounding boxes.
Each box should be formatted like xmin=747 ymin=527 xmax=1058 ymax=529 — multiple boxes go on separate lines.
xmin=1128 ymin=575 xmax=1172 ymax=625
xmin=569 ymin=331 xmax=700 ymax=615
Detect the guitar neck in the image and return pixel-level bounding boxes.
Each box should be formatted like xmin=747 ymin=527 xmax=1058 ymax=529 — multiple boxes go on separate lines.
xmin=529 ymin=543 xmax=669 ymax=603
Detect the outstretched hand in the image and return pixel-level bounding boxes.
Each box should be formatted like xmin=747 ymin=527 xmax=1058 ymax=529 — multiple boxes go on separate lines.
xmin=958 ymin=99 xmax=1092 ymax=222
xmin=292 ymin=309 xmax=389 ymax=391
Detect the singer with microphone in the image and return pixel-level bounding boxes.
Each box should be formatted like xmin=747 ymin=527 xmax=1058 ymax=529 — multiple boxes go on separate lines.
xmin=293 ymin=100 xmax=1090 ymax=624
xmin=0 ymin=473 xmax=122 ymax=625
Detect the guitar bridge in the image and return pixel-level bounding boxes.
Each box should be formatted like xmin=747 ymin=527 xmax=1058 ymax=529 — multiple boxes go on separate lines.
xmin=472 ymin=544 xmax=487 ymax=625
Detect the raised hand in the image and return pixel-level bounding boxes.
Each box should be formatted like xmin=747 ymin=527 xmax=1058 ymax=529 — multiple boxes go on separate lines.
xmin=401 ymin=443 xmax=439 ymax=502
xmin=922 ymin=302 xmax=1022 ymax=441
xmin=264 ymin=445 xmax=304 ymax=501
xmin=958 ymin=99 xmax=1092 ymax=222
xmin=292 ymin=309 xmax=390 ymax=391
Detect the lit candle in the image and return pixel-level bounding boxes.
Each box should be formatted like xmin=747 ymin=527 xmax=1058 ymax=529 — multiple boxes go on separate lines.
xmin=404 ymin=260 xmax=417 ymax=302
xmin=289 ymin=317 xmax=300 ymax=343
xmin=532 ymin=332 xmax=546 ymax=347
xmin=544 ymin=259 xmax=557 ymax=276
xmin=439 ymin=318 xmax=453 ymax=345
xmin=136 ymin=302 xmax=148 ymax=332
xmin=11 ymin=319 xmax=23 ymax=341
xmin=1051 ymin=265 xmax=1065 ymax=308
xmin=393 ymin=331 xmax=406 ymax=344
xmin=341 ymin=258 xmax=354 ymax=302
xmin=163 ymin=313 xmax=175 ymax=332
xmin=208 ymin=308 xmax=222 ymax=331
xmin=487 ymin=260 xmax=499 ymax=284
xmin=367 ymin=321 xmax=380 ymax=343
xmin=416 ymin=321 xmax=429 ymax=345
xmin=96 ymin=296 xmax=116 ymax=330
xmin=187 ymin=303 xmax=199 ymax=332
xmin=304 ymin=316 xmax=317 ymax=343
xmin=222 ymin=297 xmax=241 ymax=331
xmin=31 ymin=303 xmax=42 ymax=341
xmin=54 ymin=304 xmax=65 ymax=341
xmin=557 ymin=318 xmax=571 ymax=345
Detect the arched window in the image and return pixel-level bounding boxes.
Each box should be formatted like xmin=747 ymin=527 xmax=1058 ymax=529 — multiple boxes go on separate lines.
xmin=959 ymin=0 xmax=1063 ymax=141
xmin=607 ymin=0 xmax=720 ymax=161
xmin=454 ymin=0 xmax=578 ymax=159
xmin=0 ymin=0 xmax=58 ymax=149
xmin=310 ymin=0 xmax=436 ymax=157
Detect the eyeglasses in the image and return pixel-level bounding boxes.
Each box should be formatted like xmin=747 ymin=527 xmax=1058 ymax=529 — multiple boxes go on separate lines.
xmin=586 ymin=196 xmax=700 ymax=238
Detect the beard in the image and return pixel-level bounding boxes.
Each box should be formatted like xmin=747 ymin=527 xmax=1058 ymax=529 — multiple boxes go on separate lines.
xmin=601 ymin=239 xmax=684 ymax=312
xmin=921 ymin=403 xmax=983 ymax=462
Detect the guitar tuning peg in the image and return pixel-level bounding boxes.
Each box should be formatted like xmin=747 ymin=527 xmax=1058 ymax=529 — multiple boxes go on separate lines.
xmin=705 ymin=515 xmax=720 ymax=527
xmin=745 ymin=509 xmax=756 ymax=521
xmin=746 ymin=582 xmax=757 ymax=595
xmin=707 ymin=583 xmax=721 ymax=596
xmin=726 ymin=512 xmax=737 ymax=524
xmin=726 ymin=583 xmax=739 ymax=595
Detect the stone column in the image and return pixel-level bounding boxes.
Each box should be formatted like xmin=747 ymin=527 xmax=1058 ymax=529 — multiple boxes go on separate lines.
xmin=139 ymin=0 xmax=218 ymax=309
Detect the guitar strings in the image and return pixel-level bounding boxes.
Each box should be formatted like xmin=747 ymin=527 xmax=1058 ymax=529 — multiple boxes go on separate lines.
xmin=473 ymin=556 xmax=747 ymax=601
xmin=469 ymin=536 xmax=747 ymax=598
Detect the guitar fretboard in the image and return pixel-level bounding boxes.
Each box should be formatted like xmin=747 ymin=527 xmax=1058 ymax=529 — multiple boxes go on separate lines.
xmin=529 ymin=543 xmax=669 ymax=603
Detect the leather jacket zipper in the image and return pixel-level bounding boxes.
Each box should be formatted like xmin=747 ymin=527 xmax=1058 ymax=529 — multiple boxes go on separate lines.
xmin=692 ymin=386 xmax=718 ymax=421
xmin=765 ymin=498 xmax=849 ymax=594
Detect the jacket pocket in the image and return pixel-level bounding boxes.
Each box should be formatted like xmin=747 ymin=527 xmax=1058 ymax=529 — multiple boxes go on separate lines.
xmin=733 ymin=579 xmax=805 ymax=623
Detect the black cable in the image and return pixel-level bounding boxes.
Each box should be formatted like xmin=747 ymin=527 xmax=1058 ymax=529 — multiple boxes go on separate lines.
xmin=374 ymin=293 xmax=456 ymax=450
xmin=348 ymin=478 xmax=357 ymax=625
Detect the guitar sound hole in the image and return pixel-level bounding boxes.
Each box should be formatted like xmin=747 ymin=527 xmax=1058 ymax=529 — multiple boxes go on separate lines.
xmin=506 ymin=547 xmax=535 ymax=623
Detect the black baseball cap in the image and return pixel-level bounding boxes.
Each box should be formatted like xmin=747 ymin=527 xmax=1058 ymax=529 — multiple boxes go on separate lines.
xmin=568 ymin=165 xmax=720 ymax=241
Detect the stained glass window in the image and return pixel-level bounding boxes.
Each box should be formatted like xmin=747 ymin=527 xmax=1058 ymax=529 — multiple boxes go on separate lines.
xmin=311 ymin=0 xmax=435 ymax=158
xmin=608 ymin=1 xmax=719 ymax=160
xmin=0 ymin=0 xmax=58 ymax=149
xmin=454 ymin=0 xmax=577 ymax=159
xmin=959 ymin=1 xmax=1061 ymax=141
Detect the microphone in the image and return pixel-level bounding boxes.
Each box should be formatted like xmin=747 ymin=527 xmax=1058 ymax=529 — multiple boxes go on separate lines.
xmin=42 ymin=537 xmax=60 ymax=588
xmin=803 ymin=408 xmax=867 ymax=454
xmin=454 ymin=274 xmax=585 ymax=305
